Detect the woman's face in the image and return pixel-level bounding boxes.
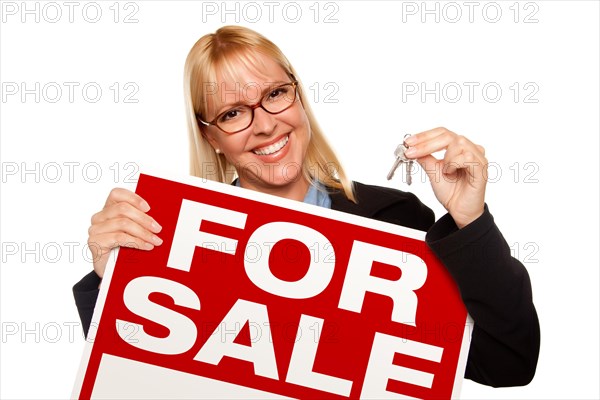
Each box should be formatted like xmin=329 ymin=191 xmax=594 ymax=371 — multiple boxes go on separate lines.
xmin=203 ymin=53 xmax=311 ymax=198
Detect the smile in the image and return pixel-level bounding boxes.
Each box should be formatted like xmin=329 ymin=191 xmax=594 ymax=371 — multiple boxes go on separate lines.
xmin=252 ymin=135 xmax=289 ymax=156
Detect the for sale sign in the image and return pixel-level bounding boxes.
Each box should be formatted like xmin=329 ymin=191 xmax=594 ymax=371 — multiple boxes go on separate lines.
xmin=73 ymin=172 xmax=472 ymax=399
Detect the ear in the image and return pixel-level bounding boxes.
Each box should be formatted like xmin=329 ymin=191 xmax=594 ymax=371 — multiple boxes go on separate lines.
xmin=202 ymin=127 xmax=221 ymax=153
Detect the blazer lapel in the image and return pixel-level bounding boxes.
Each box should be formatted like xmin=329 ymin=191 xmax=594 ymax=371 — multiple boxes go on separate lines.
xmin=329 ymin=182 xmax=413 ymax=219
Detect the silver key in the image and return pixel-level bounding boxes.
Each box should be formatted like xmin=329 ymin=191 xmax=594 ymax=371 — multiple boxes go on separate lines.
xmin=387 ymin=144 xmax=407 ymax=181
xmin=387 ymin=135 xmax=414 ymax=185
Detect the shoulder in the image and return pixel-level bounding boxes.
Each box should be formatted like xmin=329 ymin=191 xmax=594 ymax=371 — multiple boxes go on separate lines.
xmin=329 ymin=181 xmax=435 ymax=232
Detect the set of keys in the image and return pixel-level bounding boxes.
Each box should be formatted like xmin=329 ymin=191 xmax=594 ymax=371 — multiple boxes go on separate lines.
xmin=386 ymin=134 xmax=414 ymax=185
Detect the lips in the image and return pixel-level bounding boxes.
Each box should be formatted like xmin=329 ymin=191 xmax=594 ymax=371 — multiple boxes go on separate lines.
xmin=252 ymin=134 xmax=289 ymax=156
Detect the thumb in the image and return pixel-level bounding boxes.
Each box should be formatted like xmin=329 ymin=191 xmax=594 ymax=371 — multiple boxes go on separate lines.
xmin=414 ymin=154 xmax=441 ymax=184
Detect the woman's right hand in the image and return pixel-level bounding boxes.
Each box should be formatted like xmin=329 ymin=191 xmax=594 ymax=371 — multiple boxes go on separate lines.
xmin=87 ymin=188 xmax=163 ymax=278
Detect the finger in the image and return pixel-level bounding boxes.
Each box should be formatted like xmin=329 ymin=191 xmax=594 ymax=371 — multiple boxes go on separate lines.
xmin=89 ymin=217 xmax=163 ymax=247
xmin=88 ymin=232 xmax=155 ymax=258
xmin=404 ymin=127 xmax=453 ymax=147
xmin=91 ymin=201 xmax=162 ymax=233
xmin=104 ymin=187 xmax=150 ymax=212
xmin=442 ymin=136 xmax=486 ymax=166
xmin=413 ymin=154 xmax=442 ymax=183
xmin=404 ymin=129 xmax=456 ymax=160
xmin=442 ymin=151 xmax=486 ymax=181
xmin=87 ymin=233 xmax=155 ymax=279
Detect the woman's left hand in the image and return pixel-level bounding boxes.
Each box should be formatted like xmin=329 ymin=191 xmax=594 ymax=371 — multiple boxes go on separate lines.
xmin=404 ymin=127 xmax=488 ymax=229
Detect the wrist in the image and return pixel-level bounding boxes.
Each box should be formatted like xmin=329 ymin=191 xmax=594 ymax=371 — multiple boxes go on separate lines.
xmin=454 ymin=208 xmax=485 ymax=229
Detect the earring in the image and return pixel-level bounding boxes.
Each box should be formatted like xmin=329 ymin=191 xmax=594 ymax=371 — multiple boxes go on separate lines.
xmin=215 ymin=149 xmax=221 ymax=154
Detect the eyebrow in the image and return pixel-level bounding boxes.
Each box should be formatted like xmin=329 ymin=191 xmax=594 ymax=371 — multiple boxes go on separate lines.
xmin=213 ymin=80 xmax=289 ymax=116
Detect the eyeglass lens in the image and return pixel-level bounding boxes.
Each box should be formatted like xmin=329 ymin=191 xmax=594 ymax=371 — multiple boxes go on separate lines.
xmin=217 ymin=84 xmax=296 ymax=133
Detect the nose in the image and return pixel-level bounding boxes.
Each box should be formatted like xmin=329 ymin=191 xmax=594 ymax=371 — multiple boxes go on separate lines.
xmin=250 ymin=106 xmax=277 ymax=136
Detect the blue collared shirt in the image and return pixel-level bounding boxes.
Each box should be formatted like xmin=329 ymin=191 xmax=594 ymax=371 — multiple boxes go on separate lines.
xmin=234 ymin=179 xmax=332 ymax=209
xmin=303 ymin=181 xmax=332 ymax=209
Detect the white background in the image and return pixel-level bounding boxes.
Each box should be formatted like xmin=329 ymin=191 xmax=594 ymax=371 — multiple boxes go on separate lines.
xmin=0 ymin=1 xmax=598 ymax=399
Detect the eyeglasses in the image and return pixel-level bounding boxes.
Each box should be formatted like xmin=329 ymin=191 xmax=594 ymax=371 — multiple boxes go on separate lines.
xmin=197 ymin=81 xmax=298 ymax=134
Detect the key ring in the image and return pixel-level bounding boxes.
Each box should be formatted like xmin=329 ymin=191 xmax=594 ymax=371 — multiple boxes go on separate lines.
xmin=402 ymin=133 xmax=412 ymax=148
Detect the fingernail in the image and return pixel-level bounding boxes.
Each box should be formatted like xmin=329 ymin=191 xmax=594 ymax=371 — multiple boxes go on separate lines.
xmin=152 ymin=235 xmax=163 ymax=246
xmin=144 ymin=242 xmax=154 ymax=250
xmin=141 ymin=200 xmax=151 ymax=212
xmin=404 ymin=136 xmax=417 ymax=146
xmin=151 ymin=220 xmax=162 ymax=232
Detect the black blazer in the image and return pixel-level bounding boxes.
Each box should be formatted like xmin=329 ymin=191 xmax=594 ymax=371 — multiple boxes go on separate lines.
xmin=73 ymin=181 xmax=539 ymax=388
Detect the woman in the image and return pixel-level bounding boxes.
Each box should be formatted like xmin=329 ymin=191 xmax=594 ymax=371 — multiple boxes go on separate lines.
xmin=74 ymin=26 xmax=539 ymax=388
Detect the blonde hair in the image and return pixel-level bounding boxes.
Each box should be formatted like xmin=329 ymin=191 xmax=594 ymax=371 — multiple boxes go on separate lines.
xmin=183 ymin=25 xmax=355 ymax=202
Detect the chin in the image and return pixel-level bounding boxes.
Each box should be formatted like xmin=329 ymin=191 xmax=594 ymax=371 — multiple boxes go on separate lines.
xmin=277 ymin=162 xmax=306 ymax=184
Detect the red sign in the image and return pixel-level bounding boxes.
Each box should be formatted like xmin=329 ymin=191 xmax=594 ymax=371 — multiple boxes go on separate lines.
xmin=73 ymin=172 xmax=471 ymax=399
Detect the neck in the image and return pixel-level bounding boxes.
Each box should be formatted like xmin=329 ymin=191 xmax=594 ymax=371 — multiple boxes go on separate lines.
xmin=238 ymin=177 xmax=310 ymax=202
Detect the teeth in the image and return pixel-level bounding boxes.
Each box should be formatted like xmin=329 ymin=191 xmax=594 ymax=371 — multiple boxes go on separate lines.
xmin=253 ymin=135 xmax=289 ymax=156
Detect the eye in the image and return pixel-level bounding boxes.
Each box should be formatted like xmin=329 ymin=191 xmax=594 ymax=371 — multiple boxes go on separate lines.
xmin=218 ymin=107 xmax=246 ymax=123
xmin=267 ymin=86 xmax=291 ymax=101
